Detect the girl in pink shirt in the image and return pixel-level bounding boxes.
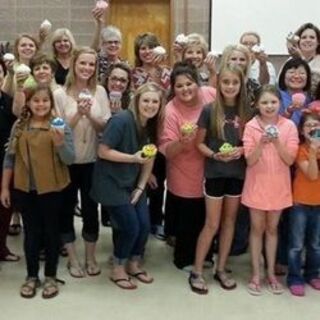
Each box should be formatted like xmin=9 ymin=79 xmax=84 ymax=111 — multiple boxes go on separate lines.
xmin=159 ymin=62 xmax=215 ymax=270
xmin=242 ymin=85 xmax=299 ymax=295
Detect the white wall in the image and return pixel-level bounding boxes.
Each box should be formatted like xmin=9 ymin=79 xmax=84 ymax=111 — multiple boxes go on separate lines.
xmin=211 ymin=0 xmax=320 ymax=54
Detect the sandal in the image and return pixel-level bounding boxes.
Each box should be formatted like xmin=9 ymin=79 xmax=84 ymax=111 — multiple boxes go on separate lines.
xmin=267 ymin=276 xmax=284 ymax=295
xmin=42 ymin=277 xmax=60 ymax=299
xmin=8 ymin=223 xmax=22 ymax=236
xmin=188 ymin=272 xmax=208 ymax=295
xmin=110 ymin=277 xmax=137 ymax=290
xmin=0 ymin=252 xmax=20 ymax=262
xmin=86 ymin=261 xmax=101 ymax=276
xmin=20 ymin=278 xmax=41 ymax=299
xmin=214 ymin=270 xmax=237 ymax=290
xmin=247 ymin=278 xmax=262 ymax=296
xmin=67 ymin=262 xmax=85 ymax=278
xmin=128 ymin=271 xmax=154 ymax=284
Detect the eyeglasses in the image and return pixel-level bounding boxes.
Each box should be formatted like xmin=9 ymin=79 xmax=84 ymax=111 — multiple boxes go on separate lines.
xmin=102 ymin=40 xmax=120 ymax=46
xmin=109 ymin=76 xmax=128 ymax=84
xmin=304 ymin=122 xmax=320 ymax=128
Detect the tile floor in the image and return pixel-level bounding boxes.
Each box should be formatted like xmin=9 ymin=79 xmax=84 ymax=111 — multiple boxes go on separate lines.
xmin=0 ymin=221 xmax=319 ymax=320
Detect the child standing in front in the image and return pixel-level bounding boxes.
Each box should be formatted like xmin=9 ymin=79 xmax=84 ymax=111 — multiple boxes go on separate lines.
xmin=287 ymin=113 xmax=320 ymax=296
xmin=241 ymin=85 xmax=299 ymax=295
xmin=189 ymin=65 xmax=252 ymax=294
xmin=1 ymin=84 xmax=74 ymax=299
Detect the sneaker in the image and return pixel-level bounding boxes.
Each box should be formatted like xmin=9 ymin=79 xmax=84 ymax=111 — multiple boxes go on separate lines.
xmin=309 ymin=278 xmax=320 ymax=290
xmin=289 ymin=284 xmax=305 ymax=297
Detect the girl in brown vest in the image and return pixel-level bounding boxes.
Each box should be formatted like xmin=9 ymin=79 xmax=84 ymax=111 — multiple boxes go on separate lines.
xmin=1 ymin=84 xmax=74 ymax=299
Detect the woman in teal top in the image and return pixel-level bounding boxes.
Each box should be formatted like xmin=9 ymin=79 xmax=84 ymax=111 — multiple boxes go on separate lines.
xmin=91 ymin=83 xmax=165 ymax=290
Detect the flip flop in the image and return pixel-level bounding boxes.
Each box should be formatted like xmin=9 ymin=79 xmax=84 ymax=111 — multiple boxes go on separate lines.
xmin=8 ymin=224 xmax=22 ymax=236
xmin=214 ymin=271 xmax=237 ymax=290
xmin=188 ymin=272 xmax=208 ymax=295
xmin=86 ymin=261 xmax=101 ymax=276
xmin=109 ymin=277 xmax=137 ymax=290
xmin=128 ymin=271 xmax=154 ymax=284
xmin=67 ymin=262 xmax=85 ymax=278
xmin=0 ymin=253 xmax=20 ymax=262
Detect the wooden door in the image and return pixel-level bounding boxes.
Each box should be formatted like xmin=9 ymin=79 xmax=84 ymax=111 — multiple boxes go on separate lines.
xmin=106 ymin=0 xmax=172 ymax=66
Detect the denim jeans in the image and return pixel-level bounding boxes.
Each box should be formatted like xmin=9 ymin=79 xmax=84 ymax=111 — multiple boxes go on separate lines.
xmin=287 ymin=204 xmax=320 ymax=286
xmin=107 ymin=195 xmax=150 ymax=265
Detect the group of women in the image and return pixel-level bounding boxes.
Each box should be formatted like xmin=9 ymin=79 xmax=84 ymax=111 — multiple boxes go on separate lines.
xmin=0 ymin=6 xmax=320 ymax=299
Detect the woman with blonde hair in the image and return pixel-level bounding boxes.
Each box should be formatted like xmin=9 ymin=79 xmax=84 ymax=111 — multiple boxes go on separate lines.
xmin=54 ymin=46 xmax=111 ymax=278
xmin=91 ymin=83 xmax=165 ymax=289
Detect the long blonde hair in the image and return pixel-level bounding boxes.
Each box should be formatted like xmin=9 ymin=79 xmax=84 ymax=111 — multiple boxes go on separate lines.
xmin=65 ymin=47 xmax=98 ymax=93
xmin=220 ymin=44 xmax=251 ymax=78
xmin=210 ymin=65 xmax=250 ymax=140
xmin=51 ymin=28 xmax=76 ymax=57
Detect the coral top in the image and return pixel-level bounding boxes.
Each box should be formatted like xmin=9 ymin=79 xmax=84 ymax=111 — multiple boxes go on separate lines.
xmin=293 ymin=144 xmax=320 ymax=205
xmin=241 ymin=116 xmax=299 ymax=211
xmin=159 ymin=86 xmax=216 ymax=198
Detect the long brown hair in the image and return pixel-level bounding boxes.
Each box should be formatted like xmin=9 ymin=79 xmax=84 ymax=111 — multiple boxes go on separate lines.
xmin=210 ymin=65 xmax=250 ymax=140
xmin=8 ymin=84 xmax=55 ymax=154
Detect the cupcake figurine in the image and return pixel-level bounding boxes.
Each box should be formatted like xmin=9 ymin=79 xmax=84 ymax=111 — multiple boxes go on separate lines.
xmin=180 ymin=122 xmax=196 ymax=135
xmin=219 ymin=142 xmax=234 ymax=154
xmin=153 ymin=46 xmax=166 ymax=56
xmin=286 ymin=32 xmax=300 ymax=45
xmin=3 ymin=53 xmax=15 ymax=62
xmin=109 ymin=91 xmax=122 ymax=103
xmin=265 ymin=125 xmax=279 ymax=138
xmin=40 ymin=19 xmax=52 ymax=33
xmin=175 ymin=34 xmax=188 ymax=46
xmin=15 ymin=64 xmax=31 ymax=77
xmin=51 ymin=117 xmax=65 ymax=130
xmin=142 ymin=144 xmax=158 ymax=158
xmin=78 ymin=89 xmax=93 ymax=102
xmin=291 ymin=93 xmax=306 ymax=109
xmin=252 ymin=44 xmax=265 ymax=54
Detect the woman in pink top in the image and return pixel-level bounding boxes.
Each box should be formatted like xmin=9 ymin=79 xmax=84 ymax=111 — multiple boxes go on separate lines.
xmin=242 ymin=85 xmax=299 ymax=295
xmin=159 ymin=62 xmax=216 ymax=269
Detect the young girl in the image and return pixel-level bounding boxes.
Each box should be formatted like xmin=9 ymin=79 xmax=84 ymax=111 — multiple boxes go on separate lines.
xmin=189 ymin=65 xmax=251 ymax=294
xmin=241 ymin=85 xmax=299 ymax=295
xmin=91 ymin=83 xmax=164 ymax=290
xmin=0 ymin=84 xmax=74 ymax=299
xmin=287 ymin=113 xmax=320 ymax=296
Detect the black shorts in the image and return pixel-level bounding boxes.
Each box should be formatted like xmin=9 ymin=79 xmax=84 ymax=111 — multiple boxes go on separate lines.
xmin=204 ymin=178 xmax=244 ymax=198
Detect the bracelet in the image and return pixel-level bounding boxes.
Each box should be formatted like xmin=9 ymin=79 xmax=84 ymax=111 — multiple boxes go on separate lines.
xmin=136 ymin=186 xmax=144 ymax=192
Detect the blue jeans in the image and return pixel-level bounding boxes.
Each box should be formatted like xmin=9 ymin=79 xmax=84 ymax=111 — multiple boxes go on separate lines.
xmin=287 ymin=204 xmax=320 ymax=286
xmin=107 ymin=196 xmax=150 ymax=265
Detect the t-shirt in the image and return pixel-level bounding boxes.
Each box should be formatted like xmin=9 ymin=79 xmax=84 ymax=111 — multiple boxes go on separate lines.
xmin=197 ymin=104 xmax=246 ymax=179
xmin=293 ymin=144 xmax=320 ymax=205
xmin=159 ymin=86 xmax=216 ymax=198
xmin=90 ymin=110 xmax=147 ymax=206
xmin=0 ymin=91 xmax=15 ymax=169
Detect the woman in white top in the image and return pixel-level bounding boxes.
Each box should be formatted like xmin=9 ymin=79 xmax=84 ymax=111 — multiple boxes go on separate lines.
xmin=55 ymin=47 xmax=111 ymax=278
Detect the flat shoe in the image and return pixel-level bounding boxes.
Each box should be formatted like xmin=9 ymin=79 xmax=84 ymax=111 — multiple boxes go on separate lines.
xmin=309 ymin=278 xmax=320 ymax=290
xmin=128 ymin=271 xmax=154 ymax=284
xmin=109 ymin=277 xmax=137 ymax=290
xmin=289 ymin=284 xmax=305 ymax=296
